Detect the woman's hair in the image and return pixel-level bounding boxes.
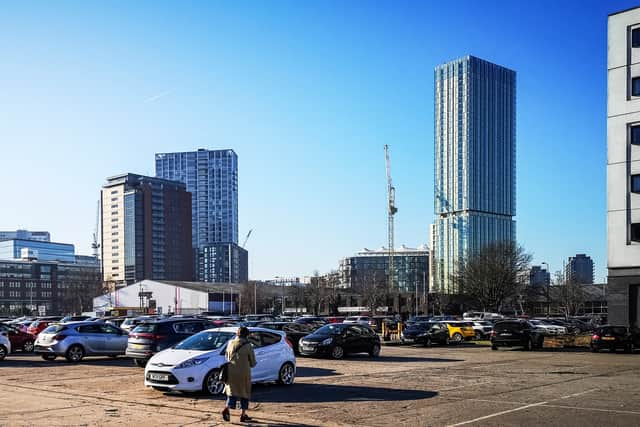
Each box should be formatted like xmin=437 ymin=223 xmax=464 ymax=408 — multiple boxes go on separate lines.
xmin=237 ymin=326 xmax=250 ymax=338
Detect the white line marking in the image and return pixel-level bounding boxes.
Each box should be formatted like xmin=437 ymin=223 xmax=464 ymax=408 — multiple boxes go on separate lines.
xmin=542 ymin=404 xmax=640 ymax=416
xmin=559 ymin=388 xmax=598 ymax=399
xmin=447 ymin=401 xmax=549 ymax=426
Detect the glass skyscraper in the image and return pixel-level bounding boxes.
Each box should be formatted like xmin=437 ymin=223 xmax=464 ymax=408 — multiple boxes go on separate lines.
xmin=433 ymin=55 xmax=516 ymax=294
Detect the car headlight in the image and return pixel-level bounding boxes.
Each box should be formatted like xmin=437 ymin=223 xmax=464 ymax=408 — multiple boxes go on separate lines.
xmin=175 ymin=357 xmax=209 ymax=369
xmin=417 ymin=332 xmax=427 ymax=337
xmin=321 ymin=337 xmax=333 ymax=345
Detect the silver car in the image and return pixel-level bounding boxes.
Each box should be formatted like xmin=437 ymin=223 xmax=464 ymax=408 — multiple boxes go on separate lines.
xmin=35 ymin=322 xmax=129 ymax=362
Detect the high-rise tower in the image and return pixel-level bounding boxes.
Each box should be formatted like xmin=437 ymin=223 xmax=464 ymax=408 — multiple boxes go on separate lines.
xmin=433 ymin=55 xmax=516 ymax=294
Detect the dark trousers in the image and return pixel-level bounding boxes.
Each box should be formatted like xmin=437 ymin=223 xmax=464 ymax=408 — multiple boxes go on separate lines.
xmin=226 ymin=396 xmax=249 ymax=410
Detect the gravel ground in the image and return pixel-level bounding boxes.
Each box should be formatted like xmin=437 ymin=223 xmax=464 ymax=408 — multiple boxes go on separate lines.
xmin=1 ymin=343 xmax=640 ymax=426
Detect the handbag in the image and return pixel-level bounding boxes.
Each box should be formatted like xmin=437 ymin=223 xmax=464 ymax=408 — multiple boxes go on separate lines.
xmin=217 ymin=342 xmax=249 ymax=383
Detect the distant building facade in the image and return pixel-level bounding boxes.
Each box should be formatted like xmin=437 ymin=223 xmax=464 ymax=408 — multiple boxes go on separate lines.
xmin=0 ymin=230 xmax=50 ymax=242
xmin=432 ymin=55 xmax=516 ymax=294
xmin=566 ymin=254 xmax=594 ymax=285
xmin=339 ymin=245 xmax=429 ymax=294
xmin=529 ymin=265 xmax=551 ymax=287
xmin=101 ymin=173 xmax=193 ymax=288
xmin=0 ymin=239 xmax=75 ymax=263
xmin=608 ymin=7 xmax=640 ymax=328
xmin=155 ymin=149 xmax=247 ymax=283
xmin=0 ymin=259 xmax=101 ymax=315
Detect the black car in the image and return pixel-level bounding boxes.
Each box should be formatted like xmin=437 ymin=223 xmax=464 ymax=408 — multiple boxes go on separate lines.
xmin=401 ymin=322 xmax=449 ymax=346
xmin=490 ymin=320 xmax=544 ymax=351
xmin=258 ymin=322 xmax=315 ymax=354
xmin=126 ymin=318 xmax=213 ymax=367
xmin=298 ymin=323 xmax=380 ymax=359
xmin=294 ymin=317 xmax=327 ymax=328
xmin=590 ymin=325 xmax=639 ymax=353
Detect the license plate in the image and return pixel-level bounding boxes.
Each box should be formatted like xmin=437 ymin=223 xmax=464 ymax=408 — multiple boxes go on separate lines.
xmin=500 ymin=333 xmax=512 ymax=336
xmin=129 ymin=343 xmax=144 ymax=349
xmin=302 ymin=345 xmax=313 ymax=352
xmin=602 ymin=337 xmax=615 ymax=341
xmin=403 ymin=338 xmax=415 ymax=343
xmin=149 ymin=373 xmax=168 ymax=381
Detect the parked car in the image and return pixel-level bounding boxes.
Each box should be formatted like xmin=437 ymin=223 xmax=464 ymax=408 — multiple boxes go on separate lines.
xmin=298 ymin=323 xmax=381 ymax=359
xmin=11 ymin=320 xmax=36 ymax=333
xmin=27 ymin=317 xmax=63 ymax=336
xmin=258 ymin=321 xmax=314 ymax=354
xmin=529 ymin=319 xmax=567 ymax=335
xmin=243 ymin=314 xmax=276 ymax=322
xmin=590 ymin=325 xmax=639 ymax=353
xmin=126 ymin=318 xmax=213 ymax=367
xmin=0 ymin=323 xmax=35 ymax=352
xmin=471 ymin=321 xmax=494 ymax=339
xmin=145 ymin=327 xmax=296 ymax=395
xmin=441 ymin=321 xmax=476 ymax=343
xmin=368 ymin=316 xmax=397 ymax=332
xmin=463 ymin=311 xmax=504 ymax=321
xmin=406 ymin=315 xmax=432 ymax=327
xmin=294 ymin=316 xmax=327 ymax=328
xmin=343 ymin=316 xmax=370 ymax=326
xmin=35 ymin=322 xmax=128 ymax=362
xmin=120 ymin=316 xmax=159 ymax=332
xmin=0 ymin=329 xmax=11 ymax=360
xmin=323 ymin=316 xmax=346 ymax=324
xmin=400 ymin=322 xmax=449 ymax=346
xmin=546 ymin=318 xmax=592 ymax=334
xmin=59 ymin=315 xmax=92 ymax=323
xmin=490 ymin=320 xmax=544 ymax=351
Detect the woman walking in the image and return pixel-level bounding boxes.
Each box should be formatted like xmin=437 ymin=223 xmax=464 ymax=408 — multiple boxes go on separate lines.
xmin=222 ymin=326 xmax=257 ymax=423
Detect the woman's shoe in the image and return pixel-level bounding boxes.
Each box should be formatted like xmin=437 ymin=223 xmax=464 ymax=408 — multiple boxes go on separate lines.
xmin=240 ymin=414 xmax=252 ymax=422
xmin=221 ymin=408 xmax=230 ymax=422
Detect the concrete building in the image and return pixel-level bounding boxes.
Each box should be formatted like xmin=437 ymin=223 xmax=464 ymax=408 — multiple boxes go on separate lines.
xmin=0 ymin=239 xmax=75 ymax=263
xmin=155 ymin=149 xmax=247 ymax=283
xmin=566 ymin=254 xmax=594 ymax=285
xmin=607 ymin=7 xmax=640 ymax=327
xmin=101 ymin=173 xmax=193 ymax=288
xmin=0 ymin=230 xmax=50 ymax=242
xmin=529 ymin=265 xmax=551 ymax=287
xmin=432 ymin=55 xmax=517 ymax=294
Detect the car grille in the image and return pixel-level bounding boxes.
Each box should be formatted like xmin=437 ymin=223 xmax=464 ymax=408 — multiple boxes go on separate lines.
xmin=146 ymin=371 xmax=179 ymax=385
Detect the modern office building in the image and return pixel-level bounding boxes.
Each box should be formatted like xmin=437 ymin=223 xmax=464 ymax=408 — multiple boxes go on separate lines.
xmin=339 ymin=245 xmax=429 ymax=294
xmin=432 ymin=55 xmax=516 ymax=294
xmin=155 ymin=149 xmax=247 ymax=283
xmin=607 ymin=7 xmax=640 ymax=327
xmin=0 ymin=258 xmax=101 ymax=315
xmin=0 ymin=239 xmax=75 ymax=263
xmin=101 ymin=173 xmax=193 ymax=288
xmin=0 ymin=230 xmax=50 ymax=242
xmin=529 ymin=265 xmax=551 ymax=287
xmin=565 ymin=254 xmax=594 ymax=285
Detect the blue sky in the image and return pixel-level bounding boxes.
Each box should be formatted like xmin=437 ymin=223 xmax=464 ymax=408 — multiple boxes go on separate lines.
xmin=0 ymin=0 xmax=635 ymax=282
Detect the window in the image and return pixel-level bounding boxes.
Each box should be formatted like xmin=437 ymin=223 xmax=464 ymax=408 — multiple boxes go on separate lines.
xmin=632 ymin=223 xmax=640 ymax=242
xmin=632 ymin=125 xmax=640 ymax=145
xmin=632 ymin=77 xmax=640 ymax=96
xmin=632 ymin=175 xmax=640 ymax=193
xmin=633 ymin=28 xmax=640 ymax=48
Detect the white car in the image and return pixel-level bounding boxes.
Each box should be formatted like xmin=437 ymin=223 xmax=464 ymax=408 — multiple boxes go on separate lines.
xmin=144 ymin=327 xmax=296 ymax=395
xmin=343 ymin=316 xmax=370 ymax=326
xmin=0 ymin=328 xmax=11 ymax=360
xmin=529 ymin=319 xmax=567 ymax=335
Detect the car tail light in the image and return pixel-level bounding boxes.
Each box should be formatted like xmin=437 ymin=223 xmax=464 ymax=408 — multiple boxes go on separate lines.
xmin=592 ymin=334 xmax=600 ymax=340
xmin=285 ymin=338 xmax=294 ymax=348
xmin=53 ymin=335 xmax=67 ymax=341
xmin=490 ymin=331 xmax=496 ymax=337
xmin=151 ymin=335 xmax=166 ymax=341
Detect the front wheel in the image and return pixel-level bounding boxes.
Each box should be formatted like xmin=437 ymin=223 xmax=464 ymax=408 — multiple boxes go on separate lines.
xmin=41 ymin=354 xmax=57 ymax=361
xmin=133 ymin=359 xmax=147 ymax=368
xmin=65 ymin=345 xmax=85 ymax=363
xmin=202 ymin=369 xmax=225 ymax=396
xmin=23 ymin=340 xmax=35 ymax=353
xmin=330 ymin=345 xmax=345 ymax=360
xmin=369 ymin=344 xmax=381 ymax=358
xmin=452 ymin=333 xmax=463 ymax=344
xmin=0 ymin=345 xmax=7 ymax=360
xmin=277 ymin=362 xmax=295 ymax=385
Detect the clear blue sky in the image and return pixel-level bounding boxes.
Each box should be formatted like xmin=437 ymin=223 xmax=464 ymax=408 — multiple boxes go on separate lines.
xmin=0 ymin=0 xmax=634 ymax=282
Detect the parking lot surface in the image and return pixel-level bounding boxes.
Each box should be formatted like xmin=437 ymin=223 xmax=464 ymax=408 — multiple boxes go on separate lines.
xmin=2 ymin=344 xmax=640 ymax=426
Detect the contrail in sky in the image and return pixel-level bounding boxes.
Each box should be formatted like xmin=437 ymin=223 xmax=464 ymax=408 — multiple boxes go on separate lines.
xmin=144 ymin=89 xmax=173 ymax=103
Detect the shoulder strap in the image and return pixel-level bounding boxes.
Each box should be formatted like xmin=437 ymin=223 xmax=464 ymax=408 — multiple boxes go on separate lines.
xmin=229 ymin=341 xmax=249 ymax=361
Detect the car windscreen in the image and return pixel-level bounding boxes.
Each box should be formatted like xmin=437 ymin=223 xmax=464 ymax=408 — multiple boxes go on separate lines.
xmin=314 ymin=324 xmax=349 ymax=335
xmin=42 ymin=325 xmax=67 ymax=334
xmin=174 ymin=331 xmax=235 ymax=351
xmin=132 ymin=323 xmax=160 ymax=333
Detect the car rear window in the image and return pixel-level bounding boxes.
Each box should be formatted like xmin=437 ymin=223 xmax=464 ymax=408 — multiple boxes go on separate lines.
xmin=43 ymin=325 xmax=67 ymax=334
xmin=494 ymin=322 xmax=522 ymax=332
xmin=132 ymin=323 xmax=159 ymax=333
xmin=601 ymin=327 xmax=627 ymax=335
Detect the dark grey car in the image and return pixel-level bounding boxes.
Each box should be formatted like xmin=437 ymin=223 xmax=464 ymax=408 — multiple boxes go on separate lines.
xmin=35 ymin=322 xmax=129 ymax=362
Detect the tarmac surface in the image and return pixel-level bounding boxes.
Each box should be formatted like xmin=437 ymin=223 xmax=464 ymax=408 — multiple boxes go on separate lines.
xmin=1 ymin=343 xmax=640 ymax=426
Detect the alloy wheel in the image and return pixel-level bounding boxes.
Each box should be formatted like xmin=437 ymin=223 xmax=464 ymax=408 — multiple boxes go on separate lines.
xmin=278 ymin=363 xmax=295 ymax=385
xmin=331 ymin=346 xmax=344 ymax=359
xmin=66 ymin=345 xmax=84 ymax=362
xmin=23 ymin=341 xmax=34 ymax=352
xmin=0 ymin=345 xmax=6 ymax=360
xmin=205 ymin=370 xmax=225 ymax=395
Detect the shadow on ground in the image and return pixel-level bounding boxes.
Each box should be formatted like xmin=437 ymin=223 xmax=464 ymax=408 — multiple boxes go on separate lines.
xmin=342 ymin=355 xmax=463 ymax=363
xmin=1 ymin=355 xmax=135 ymax=368
xmin=295 ymin=366 xmax=339 ymax=377
xmin=252 ymin=383 xmax=438 ymax=403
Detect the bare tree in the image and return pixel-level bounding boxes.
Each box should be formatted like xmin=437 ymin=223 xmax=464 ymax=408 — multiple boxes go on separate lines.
xmin=57 ymin=268 xmax=102 ymax=314
xmin=354 ymin=270 xmax=387 ymax=315
xmin=453 ymin=241 xmax=532 ymax=313
xmin=553 ymin=272 xmax=585 ymax=318
xmin=305 ymin=271 xmax=325 ymax=315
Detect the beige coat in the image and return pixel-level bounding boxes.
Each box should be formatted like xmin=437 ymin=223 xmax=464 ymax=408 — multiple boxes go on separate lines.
xmin=224 ymin=337 xmax=256 ymax=399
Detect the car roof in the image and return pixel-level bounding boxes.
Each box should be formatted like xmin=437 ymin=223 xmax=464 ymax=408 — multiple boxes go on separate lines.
xmin=203 ymin=326 xmax=286 ymax=335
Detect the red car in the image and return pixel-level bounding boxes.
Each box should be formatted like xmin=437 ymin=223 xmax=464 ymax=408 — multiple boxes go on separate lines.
xmin=0 ymin=323 xmax=35 ymax=352
xmin=27 ymin=318 xmax=62 ymax=336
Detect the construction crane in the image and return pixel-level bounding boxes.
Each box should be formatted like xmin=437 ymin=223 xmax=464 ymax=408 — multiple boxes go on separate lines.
xmin=91 ymin=200 xmax=101 ymax=259
xmin=384 ymin=145 xmax=397 ymax=294
xmin=241 ymin=229 xmax=253 ymax=248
